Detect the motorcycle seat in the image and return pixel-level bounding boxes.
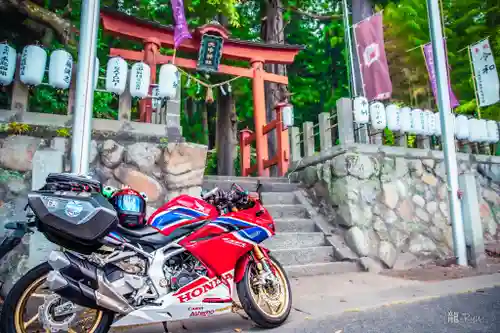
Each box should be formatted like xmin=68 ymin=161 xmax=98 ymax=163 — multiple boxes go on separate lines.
xmin=117 ymin=225 xmax=158 ymax=238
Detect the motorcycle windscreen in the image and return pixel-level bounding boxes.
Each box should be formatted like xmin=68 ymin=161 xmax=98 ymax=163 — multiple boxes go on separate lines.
xmin=28 ymin=192 xmax=118 ymax=242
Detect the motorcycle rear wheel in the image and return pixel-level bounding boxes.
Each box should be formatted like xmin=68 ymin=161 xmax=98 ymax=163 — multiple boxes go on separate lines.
xmin=236 ymin=254 xmax=292 ymax=328
xmin=1 ymin=262 xmax=114 ymax=333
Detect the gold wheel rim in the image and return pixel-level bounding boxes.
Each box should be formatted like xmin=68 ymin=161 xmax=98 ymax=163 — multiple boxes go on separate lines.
xmin=248 ymin=260 xmax=290 ymax=318
xmin=14 ymin=274 xmax=104 ymax=333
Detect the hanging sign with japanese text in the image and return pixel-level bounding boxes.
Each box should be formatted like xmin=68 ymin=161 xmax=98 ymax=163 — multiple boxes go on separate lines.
xmin=197 ymin=34 xmax=223 ymax=73
xmin=470 ymin=38 xmax=500 ymax=107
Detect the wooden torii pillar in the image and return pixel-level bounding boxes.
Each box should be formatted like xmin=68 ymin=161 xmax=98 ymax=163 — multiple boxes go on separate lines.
xmin=100 ymin=9 xmax=303 ymax=177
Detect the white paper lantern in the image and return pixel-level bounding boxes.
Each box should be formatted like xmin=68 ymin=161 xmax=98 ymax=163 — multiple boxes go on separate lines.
xmin=0 ymin=43 xmax=16 ymax=86
xmin=434 ymin=112 xmax=442 ymax=136
xmin=411 ymin=109 xmax=425 ymax=135
xmin=158 ymin=64 xmax=179 ymax=99
xmin=151 ymin=86 xmax=161 ymax=109
xmin=385 ymin=104 xmax=401 ymax=131
xmin=420 ymin=109 xmax=430 ymax=136
xmin=486 ymin=120 xmax=499 ymax=143
xmin=20 ymin=45 xmax=47 ymax=86
xmin=454 ymin=115 xmax=469 ymax=140
xmin=468 ymin=119 xmax=480 ymax=142
xmin=353 ymin=96 xmax=370 ymax=124
xmin=105 ymin=57 xmax=128 ymax=95
xmin=48 ymin=49 xmax=73 ymax=90
xmin=94 ymin=57 xmax=99 ymax=90
xmin=425 ymin=110 xmax=435 ymax=136
xmin=369 ymin=102 xmax=387 ymax=130
xmin=130 ymin=62 xmax=150 ymax=98
xmin=281 ymin=104 xmax=294 ymax=129
xmin=477 ymin=119 xmax=489 ymax=142
xmin=400 ymin=107 xmax=412 ymax=133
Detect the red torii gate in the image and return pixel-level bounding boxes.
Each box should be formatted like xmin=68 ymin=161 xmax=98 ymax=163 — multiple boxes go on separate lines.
xmin=100 ymin=9 xmax=303 ymax=177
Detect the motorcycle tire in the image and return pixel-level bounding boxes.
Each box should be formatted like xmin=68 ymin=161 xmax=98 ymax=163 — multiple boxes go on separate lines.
xmin=1 ymin=262 xmax=114 ymax=333
xmin=236 ymin=254 xmax=292 ymax=328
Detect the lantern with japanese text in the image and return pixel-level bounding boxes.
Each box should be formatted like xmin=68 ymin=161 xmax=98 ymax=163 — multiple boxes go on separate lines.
xmin=158 ymin=64 xmax=179 ymax=99
xmin=0 ymin=43 xmax=16 ymax=86
xmin=48 ymin=49 xmax=73 ymax=90
xmin=281 ymin=104 xmax=294 ymax=129
xmin=105 ymin=57 xmax=128 ymax=95
xmin=425 ymin=110 xmax=436 ymax=136
xmin=468 ymin=119 xmax=481 ymax=142
xmin=385 ymin=104 xmax=401 ymax=131
xmin=151 ymin=86 xmax=161 ymax=109
xmin=411 ymin=109 xmax=424 ymax=135
xmin=420 ymin=109 xmax=430 ymax=136
xmin=353 ymin=96 xmax=370 ymax=124
xmin=130 ymin=62 xmax=150 ymax=98
xmin=369 ymin=102 xmax=386 ymax=130
xmin=478 ymin=119 xmax=489 ymax=142
xmin=486 ymin=120 xmax=499 ymax=143
xmin=20 ymin=45 xmax=47 ymax=86
xmin=434 ymin=112 xmax=442 ymax=136
xmin=400 ymin=107 xmax=412 ymax=133
xmin=454 ymin=115 xmax=469 ymax=140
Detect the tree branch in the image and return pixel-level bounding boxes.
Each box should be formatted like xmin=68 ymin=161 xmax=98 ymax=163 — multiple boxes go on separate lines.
xmin=289 ymin=6 xmax=342 ymax=21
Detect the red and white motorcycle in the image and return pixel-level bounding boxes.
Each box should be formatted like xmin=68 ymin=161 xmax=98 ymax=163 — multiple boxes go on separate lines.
xmin=1 ymin=173 xmax=292 ymax=332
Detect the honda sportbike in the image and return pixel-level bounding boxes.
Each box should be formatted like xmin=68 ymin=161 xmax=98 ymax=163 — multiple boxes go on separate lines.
xmin=1 ymin=173 xmax=292 ymax=332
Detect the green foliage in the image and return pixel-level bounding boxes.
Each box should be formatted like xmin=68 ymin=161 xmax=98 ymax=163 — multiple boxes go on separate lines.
xmin=56 ymin=127 xmax=71 ymax=137
xmin=6 ymin=122 xmax=31 ymax=134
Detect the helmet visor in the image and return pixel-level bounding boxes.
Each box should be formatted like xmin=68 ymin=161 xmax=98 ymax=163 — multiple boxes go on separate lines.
xmin=115 ymin=194 xmax=144 ymax=213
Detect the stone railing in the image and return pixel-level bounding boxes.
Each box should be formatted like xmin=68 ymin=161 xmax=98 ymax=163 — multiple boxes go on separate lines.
xmin=288 ymin=141 xmax=500 ymax=271
xmin=288 ymin=98 xmax=498 ymax=164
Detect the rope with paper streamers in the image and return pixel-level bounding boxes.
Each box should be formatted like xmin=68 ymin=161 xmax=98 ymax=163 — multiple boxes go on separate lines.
xmin=177 ymin=67 xmax=241 ymax=103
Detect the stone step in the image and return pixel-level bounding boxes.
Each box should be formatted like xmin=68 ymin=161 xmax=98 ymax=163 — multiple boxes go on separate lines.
xmin=264 ymin=232 xmax=325 ymax=250
xmin=261 ymin=192 xmax=298 ymax=205
xmin=270 ymin=246 xmax=333 ymax=266
xmin=284 ymin=262 xmax=361 ymax=278
xmin=204 ymin=176 xmax=291 ymax=184
xmin=274 ymin=218 xmax=318 ymax=233
xmin=202 ymin=179 xmax=298 ymax=193
xmin=266 ymin=204 xmax=309 ymax=219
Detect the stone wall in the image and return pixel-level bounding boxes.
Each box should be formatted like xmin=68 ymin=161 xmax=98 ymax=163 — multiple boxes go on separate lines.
xmin=290 ymin=144 xmax=500 ymax=270
xmin=0 ymin=132 xmax=207 ymax=295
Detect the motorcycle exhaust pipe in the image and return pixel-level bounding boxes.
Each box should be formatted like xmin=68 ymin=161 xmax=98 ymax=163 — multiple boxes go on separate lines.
xmin=47 ymin=251 xmax=134 ymax=315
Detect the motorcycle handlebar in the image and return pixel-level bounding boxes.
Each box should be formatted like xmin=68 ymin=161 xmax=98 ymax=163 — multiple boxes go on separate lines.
xmin=202 ymin=187 xmax=220 ymax=200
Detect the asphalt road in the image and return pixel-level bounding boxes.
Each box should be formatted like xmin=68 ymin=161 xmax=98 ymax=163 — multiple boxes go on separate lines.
xmin=263 ymin=287 xmax=500 ymax=333
xmin=178 ymin=287 xmax=500 ymax=333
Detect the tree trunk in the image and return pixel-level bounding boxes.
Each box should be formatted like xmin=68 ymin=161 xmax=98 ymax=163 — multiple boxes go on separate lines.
xmin=216 ymin=90 xmax=238 ymax=176
xmin=261 ymin=0 xmax=287 ymax=176
xmin=200 ymin=101 xmax=209 ymax=146
xmin=351 ymin=0 xmax=374 ymax=97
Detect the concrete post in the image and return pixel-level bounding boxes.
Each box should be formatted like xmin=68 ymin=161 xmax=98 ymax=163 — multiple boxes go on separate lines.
xmin=289 ymin=126 xmax=301 ymax=162
xmin=416 ymin=136 xmax=431 ymax=149
xmin=458 ymin=173 xmax=486 ymax=268
xmin=318 ymin=113 xmax=332 ymax=152
xmin=336 ymin=98 xmax=355 ymax=145
xmin=357 ymin=125 xmax=369 ymax=144
xmin=303 ymin=122 xmax=315 ymax=157
xmin=118 ymin=70 xmax=132 ymax=121
xmin=10 ymin=55 xmax=29 ymax=118
xmin=395 ymin=131 xmax=407 ymax=147
xmin=369 ymin=126 xmax=383 ymax=145
xmin=166 ymin=84 xmax=182 ymax=134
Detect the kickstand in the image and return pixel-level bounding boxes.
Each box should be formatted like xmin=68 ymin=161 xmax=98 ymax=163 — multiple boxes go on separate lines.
xmin=162 ymin=321 xmax=169 ymax=333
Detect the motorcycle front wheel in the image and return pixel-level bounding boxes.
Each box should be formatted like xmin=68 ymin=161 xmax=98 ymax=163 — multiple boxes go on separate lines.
xmin=236 ymin=254 xmax=292 ymax=328
xmin=1 ymin=262 xmax=114 ymax=333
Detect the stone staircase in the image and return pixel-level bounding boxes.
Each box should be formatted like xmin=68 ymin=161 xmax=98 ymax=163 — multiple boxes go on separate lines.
xmin=203 ymin=176 xmax=360 ymax=278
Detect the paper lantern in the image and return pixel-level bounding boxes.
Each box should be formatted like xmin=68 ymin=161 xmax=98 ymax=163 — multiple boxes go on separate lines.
xmin=420 ymin=109 xmax=430 ymax=136
xmin=20 ymin=45 xmax=47 ymax=86
xmin=434 ymin=112 xmax=442 ymax=136
xmin=468 ymin=119 xmax=480 ymax=142
xmin=282 ymin=104 xmax=294 ymax=129
xmin=105 ymin=57 xmax=128 ymax=95
xmin=158 ymin=64 xmax=179 ymax=99
xmin=486 ymin=120 xmax=499 ymax=143
xmin=48 ymin=49 xmax=73 ymax=90
xmin=411 ymin=109 xmax=424 ymax=135
xmin=477 ymin=119 xmax=489 ymax=142
xmin=151 ymin=86 xmax=161 ymax=109
xmin=0 ymin=43 xmax=16 ymax=86
xmin=385 ymin=104 xmax=401 ymax=131
xmin=425 ymin=110 xmax=436 ymax=136
xmin=353 ymin=96 xmax=369 ymax=124
xmin=130 ymin=62 xmax=150 ymax=98
xmin=454 ymin=115 xmax=469 ymax=140
xmin=94 ymin=57 xmax=99 ymax=90
xmin=400 ymin=107 xmax=412 ymax=133
xmin=369 ymin=102 xmax=387 ymax=130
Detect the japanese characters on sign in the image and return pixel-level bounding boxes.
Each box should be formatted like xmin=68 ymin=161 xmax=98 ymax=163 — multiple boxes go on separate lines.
xmin=0 ymin=43 xmax=16 ymax=86
xmin=470 ymin=38 xmax=500 ymax=107
xmin=19 ymin=45 xmax=47 ymax=86
xmin=353 ymin=96 xmax=370 ymax=124
xmin=369 ymin=102 xmax=387 ymax=130
xmin=48 ymin=49 xmax=73 ymax=90
xmin=105 ymin=57 xmax=128 ymax=95
xmin=197 ymin=34 xmax=223 ymax=73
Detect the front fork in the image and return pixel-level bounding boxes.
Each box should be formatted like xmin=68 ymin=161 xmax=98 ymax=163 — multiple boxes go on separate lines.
xmin=252 ymin=245 xmax=277 ymax=284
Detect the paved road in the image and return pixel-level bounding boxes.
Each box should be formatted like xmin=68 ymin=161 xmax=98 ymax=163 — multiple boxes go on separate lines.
xmin=178 ymin=287 xmax=500 ymax=333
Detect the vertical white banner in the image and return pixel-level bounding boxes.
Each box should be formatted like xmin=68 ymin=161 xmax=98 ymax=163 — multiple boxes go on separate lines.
xmin=470 ymin=38 xmax=500 ymax=107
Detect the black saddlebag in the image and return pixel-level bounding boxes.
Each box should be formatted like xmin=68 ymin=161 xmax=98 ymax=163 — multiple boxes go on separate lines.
xmin=28 ymin=191 xmax=117 ymax=254
xmin=41 ymin=173 xmax=102 ymax=193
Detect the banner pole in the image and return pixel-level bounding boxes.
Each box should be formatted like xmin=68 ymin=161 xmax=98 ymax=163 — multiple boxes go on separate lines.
xmin=467 ymin=46 xmax=482 ymax=119
xmin=352 ymin=25 xmax=366 ymax=98
xmin=426 ymin=0 xmax=468 ymax=267
xmin=342 ymin=0 xmax=357 ymax=97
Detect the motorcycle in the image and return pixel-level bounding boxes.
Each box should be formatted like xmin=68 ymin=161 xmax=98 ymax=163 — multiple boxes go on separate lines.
xmin=0 ymin=173 xmax=292 ymax=332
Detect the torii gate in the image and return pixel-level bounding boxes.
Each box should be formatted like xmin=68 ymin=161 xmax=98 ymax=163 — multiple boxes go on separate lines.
xmin=100 ymin=9 xmax=303 ymax=177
